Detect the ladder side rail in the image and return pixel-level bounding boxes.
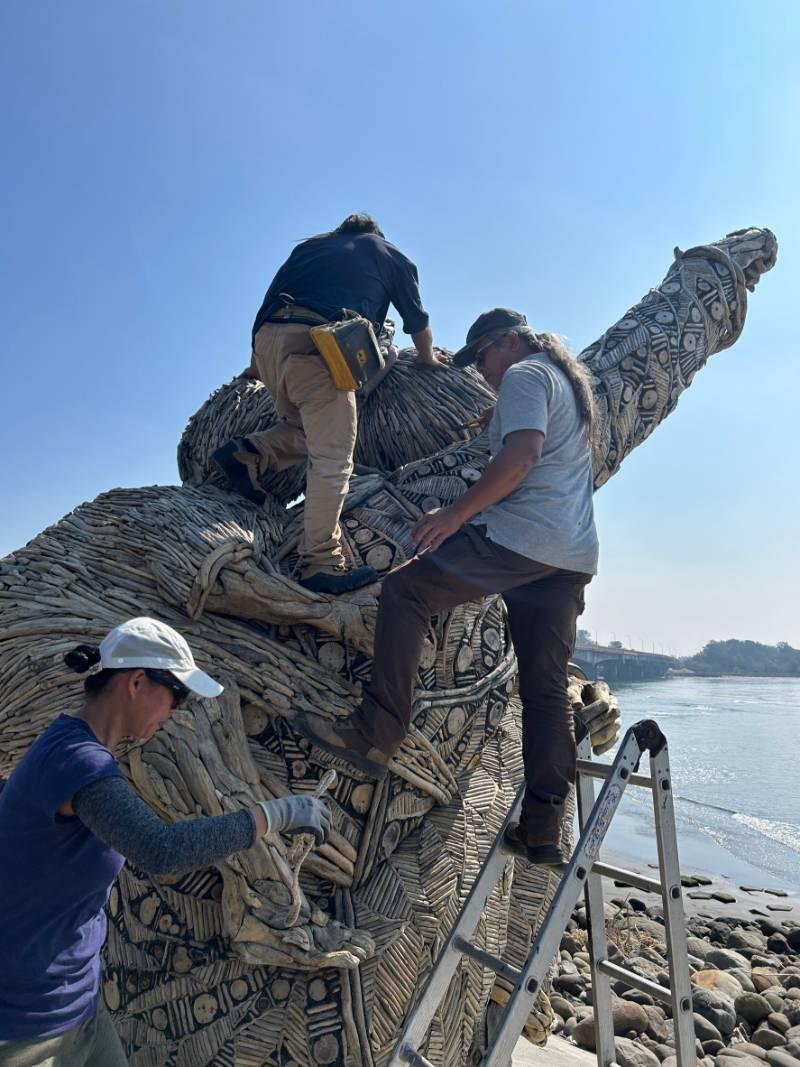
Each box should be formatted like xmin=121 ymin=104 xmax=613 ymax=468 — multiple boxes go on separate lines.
xmin=482 ymin=728 xmax=646 ymax=1067
xmin=386 ymin=784 xmax=524 ymax=1067
xmin=649 ymin=744 xmax=697 ymax=1067
xmin=576 ymin=735 xmax=617 ymax=1067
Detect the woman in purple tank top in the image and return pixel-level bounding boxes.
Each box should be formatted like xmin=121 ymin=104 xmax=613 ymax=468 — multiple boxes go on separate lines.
xmin=0 ymin=617 xmax=331 ymax=1067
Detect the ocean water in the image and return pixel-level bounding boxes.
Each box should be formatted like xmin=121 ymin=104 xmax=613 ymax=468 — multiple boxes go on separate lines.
xmin=592 ymin=676 xmax=800 ymax=892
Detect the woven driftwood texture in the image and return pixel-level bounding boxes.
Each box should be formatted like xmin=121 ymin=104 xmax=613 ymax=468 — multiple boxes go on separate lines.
xmin=178 ymin=321 xmax=496 ymax=504
xmin=0 ymin=228 xmax=776 ymax=1066
xmin=179 ymin=228 xmax=777 ymax=499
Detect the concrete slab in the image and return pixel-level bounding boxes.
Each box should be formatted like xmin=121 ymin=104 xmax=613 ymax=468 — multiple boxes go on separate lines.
xmin=514 ymin=1035 xmax=596 ymax=1067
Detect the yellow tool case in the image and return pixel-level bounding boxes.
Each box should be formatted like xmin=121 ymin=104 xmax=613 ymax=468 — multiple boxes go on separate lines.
xmin=310 ymin=316 xmax=385 ymax=391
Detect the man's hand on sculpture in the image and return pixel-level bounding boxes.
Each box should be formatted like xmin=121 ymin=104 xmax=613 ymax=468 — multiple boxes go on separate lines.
xmin=257 ymin=796 xmax=332 ymax=845
xmin=415 ymin=349 xmax=447 ymax=369
xmin=413 ymin=506 xmax=464 ymax=554
xmin=478 ymin=405 xmax=495 ymax=429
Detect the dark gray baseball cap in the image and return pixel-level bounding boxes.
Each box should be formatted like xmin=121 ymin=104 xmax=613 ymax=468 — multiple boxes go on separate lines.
xmin=453 ymin=308 xmax=528 ymax=368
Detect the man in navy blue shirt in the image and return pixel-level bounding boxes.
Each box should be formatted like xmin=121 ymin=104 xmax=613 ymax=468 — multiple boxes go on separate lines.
xmin=214 ymin=214 xmax=440 ymax=595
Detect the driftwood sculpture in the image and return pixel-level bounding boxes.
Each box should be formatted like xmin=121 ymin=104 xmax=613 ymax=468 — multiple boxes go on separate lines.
xmin=0 ymin=227 xmax=776 ymax=1067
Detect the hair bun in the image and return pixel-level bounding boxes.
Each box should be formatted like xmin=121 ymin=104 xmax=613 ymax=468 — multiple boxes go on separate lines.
xmin=64 ymin=644 xmax=102 ymax=673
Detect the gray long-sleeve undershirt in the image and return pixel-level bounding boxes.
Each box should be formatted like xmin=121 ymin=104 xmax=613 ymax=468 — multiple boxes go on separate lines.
xmin=73 ymin=775 xmax=257 ymax=876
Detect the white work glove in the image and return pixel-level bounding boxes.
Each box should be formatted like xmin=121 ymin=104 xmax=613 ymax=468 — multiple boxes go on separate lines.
xmin=259 ymin=796 xmax=331 ymax=845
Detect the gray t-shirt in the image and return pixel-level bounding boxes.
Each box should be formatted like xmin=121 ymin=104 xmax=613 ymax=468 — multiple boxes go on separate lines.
xmin=473 ymin=353 xmax=599 ymax=575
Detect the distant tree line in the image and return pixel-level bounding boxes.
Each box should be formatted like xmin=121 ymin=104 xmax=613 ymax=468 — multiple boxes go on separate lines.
xmin=682 ymin=639 xmax=800 ymax=676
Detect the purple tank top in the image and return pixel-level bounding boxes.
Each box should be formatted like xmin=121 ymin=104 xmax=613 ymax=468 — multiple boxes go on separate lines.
xmin=0 ymin=714 xmax=123 ymax=1040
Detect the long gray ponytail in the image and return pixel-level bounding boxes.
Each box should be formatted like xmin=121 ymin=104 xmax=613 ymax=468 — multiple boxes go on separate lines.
xmin=513 ymin=327 xmax=598 ymax=447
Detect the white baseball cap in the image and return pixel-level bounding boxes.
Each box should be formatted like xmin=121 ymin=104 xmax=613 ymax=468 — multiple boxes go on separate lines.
xmin=98 ymin=617 xmax=224 ymax=698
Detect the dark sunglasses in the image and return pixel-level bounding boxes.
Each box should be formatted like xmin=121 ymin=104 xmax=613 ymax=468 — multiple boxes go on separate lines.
xmin=144 ymin=669 xmax=190 ymax=707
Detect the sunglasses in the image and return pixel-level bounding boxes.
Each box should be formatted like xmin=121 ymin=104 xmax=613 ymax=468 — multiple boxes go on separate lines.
xmin=473 ymin=332 xmax=505 ymax=367
xmin=144 ymin=669 xmax=190 ymax=707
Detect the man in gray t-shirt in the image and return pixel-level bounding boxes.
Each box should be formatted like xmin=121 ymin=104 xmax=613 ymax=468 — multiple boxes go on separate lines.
xmin=294 ymin=308 xmax=598 ymax=866
xmin=477 ymin=349 xmax=598 ymax=575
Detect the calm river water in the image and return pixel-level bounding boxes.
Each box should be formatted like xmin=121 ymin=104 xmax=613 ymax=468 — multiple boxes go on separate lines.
xmin=594 ymin=675 xmax=800 ymax=892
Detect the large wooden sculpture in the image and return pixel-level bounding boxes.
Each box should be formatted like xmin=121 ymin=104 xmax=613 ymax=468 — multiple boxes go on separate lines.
xmin=0 ymin=228 xmax=776 ymax=1067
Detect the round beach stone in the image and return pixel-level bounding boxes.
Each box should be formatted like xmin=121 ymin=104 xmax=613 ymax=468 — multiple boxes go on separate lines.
xmin=624 ymin=989 xmax=656 ymax=1007
xmin=643 ymin=1005 xmax=668 ymax=1043
xmin=729 ymin=929 xmax=769 ymax=954
xmin=732 ymin=968 xmax=758 ymax=993
xmin=765 ymin=1051 xmax=800 ymax=1067
xmin=750 ymin=1026 xmax=787 ymax=1051
xmin=704 ymin=1040 xmax=726 ymax=1056
xmin=767 ymin=934 xmax=791 ymax=954
xmin=715 ymin=1055 xmax=768 ymax=1067
xmin=707 ymin=948 xmax=751 ymax=972
xmin=766 ymin=993 xmax=788 ymax=1013
xmin=613 ymin=1036 xmax=662 ymax=1067
xmin=692 ymin=988 xmax=737 ymax=1036
xmin=694 ymin=1014 xmax=724 ymax=1044
xmin=768 ymin=1014 xmax=791 ymax=1035
xmin=689 ymin=937 xmax=713 ymax=961
xmin=753 ymin=970 xmax=783 ymax=993
xmin=550 ymin=994 xmax=575 ymax=1020
xmin=736 ymin=994 xmax=773 ymax=1024
xmin=694 ymin=969 xmax=745 ymax=1000
xmin=723 ymin=1043 xmax=769 ymax=1060
xmin=560 ymin=932 xmax=583 ymax=955
xmin=572 ymin=1003 xmax=649 ymax=1049
xmin=554 ymin=973 xmax=585 ymax=996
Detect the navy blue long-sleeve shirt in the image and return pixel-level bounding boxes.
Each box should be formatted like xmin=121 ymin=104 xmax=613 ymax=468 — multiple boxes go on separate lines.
xmin=252 ymin=231 xmax=430 ymax=342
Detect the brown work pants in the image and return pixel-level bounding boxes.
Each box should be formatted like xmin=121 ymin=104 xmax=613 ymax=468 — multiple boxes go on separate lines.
xmin=246 ymin=322 xmax=357 ymax=575
xmin=352 ymin=525 xmax=591 ymax=845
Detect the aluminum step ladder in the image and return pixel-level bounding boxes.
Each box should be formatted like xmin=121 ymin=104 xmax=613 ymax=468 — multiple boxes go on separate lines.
xmin=387 ymin=719 xmax=697 ymax=1067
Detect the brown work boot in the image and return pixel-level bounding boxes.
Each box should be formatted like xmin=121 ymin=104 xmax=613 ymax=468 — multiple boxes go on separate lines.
xmin=503 ymin=822 xmax=566 ymax=868
xmin=294 ymin=710 xmax=394 ymax=778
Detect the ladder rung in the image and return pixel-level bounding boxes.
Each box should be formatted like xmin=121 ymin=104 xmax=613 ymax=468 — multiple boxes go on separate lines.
xmin=592 ymin=861 xmax=662 ymax=894
xmin=576 ymin=759 xmax=652 ymax=788
xmin=453 ymin=935 xmax=522 ymax=986
xmin=402 ymin=1047 xmax=435 ymax=1067
xmin=597 ymin=960 xmax=672 ymax=1006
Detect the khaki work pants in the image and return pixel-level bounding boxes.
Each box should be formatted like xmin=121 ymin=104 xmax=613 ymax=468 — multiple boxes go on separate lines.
xmin=351 ymin=525 xmax=591 ymax=846
xmin=246 ymin=322 xmax=358 ymax=575
xmin=0 ymin=1001 xmax=128 ymax=1067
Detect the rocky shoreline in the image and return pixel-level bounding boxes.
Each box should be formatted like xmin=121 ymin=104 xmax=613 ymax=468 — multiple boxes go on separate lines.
xmin=551 ymin=867 xmax=800 ymax=1067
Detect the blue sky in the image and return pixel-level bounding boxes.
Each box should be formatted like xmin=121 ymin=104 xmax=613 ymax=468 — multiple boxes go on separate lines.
xmin=1 ymin=1 xmax=797 ymax=655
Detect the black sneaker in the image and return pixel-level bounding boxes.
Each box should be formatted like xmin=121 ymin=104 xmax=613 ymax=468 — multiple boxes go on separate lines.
xmin=503 ymin=823 xmax=566 ymax=868
xmin=211 ymin=440 xmax=266 ymax=506
xmin=299 ymin=565 xmax=379 ymax=595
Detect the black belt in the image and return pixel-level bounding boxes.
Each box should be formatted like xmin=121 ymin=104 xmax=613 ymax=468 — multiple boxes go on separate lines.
xmin=267 ymin=305 xmax=329 ymax=326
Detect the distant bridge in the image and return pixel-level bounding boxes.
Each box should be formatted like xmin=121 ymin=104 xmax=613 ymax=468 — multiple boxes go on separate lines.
xmin=571 ymin=643 xmax=676 ymax=683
